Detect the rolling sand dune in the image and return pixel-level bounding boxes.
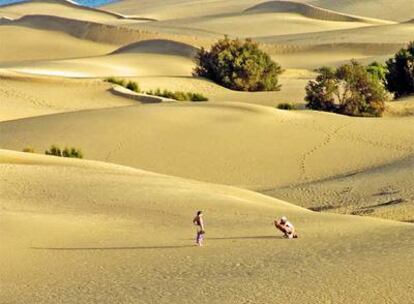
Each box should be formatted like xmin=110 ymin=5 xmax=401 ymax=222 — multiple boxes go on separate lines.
xmin=312 ymin=0 xmax=414 ymax=22
xmin=244 ymin=1 xmax=387 ymax=23
xmin=1 ymin=149 xmax=414 ymax=303
xmin=0 ymin=25 xmax=116 ymax=64
xmin=266 ymin=154 xmax=414 ymax=222
xmin=111 ymin=39 xmax=199 ymax=57
xmin=6 ymin=52 xmax=194 ymax=78
xmin=1 ymin=0 xmax=414 ymax=302
xmin=145 ymin=11 xmax=374 ymax=39
xmin=1 ymin=102 xmax=413 ymax=194
xmin=0 ymin=0 xmax=126 ymax=22
xmin=0 ymin=72 xmax=135 ymax=121
xmin=3 ymin=14 xmax=212 ymax=47
xmin=103 ymin=0 xmax=262 ymax=20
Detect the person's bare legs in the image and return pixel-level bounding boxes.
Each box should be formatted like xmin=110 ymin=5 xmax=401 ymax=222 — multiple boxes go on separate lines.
xmin=274 ymin=220 xmax=289 ymax=238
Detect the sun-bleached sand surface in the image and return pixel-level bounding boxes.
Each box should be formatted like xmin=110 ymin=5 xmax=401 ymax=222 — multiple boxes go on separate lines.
xmin=1 ymin=0 xmax=414 ymax=303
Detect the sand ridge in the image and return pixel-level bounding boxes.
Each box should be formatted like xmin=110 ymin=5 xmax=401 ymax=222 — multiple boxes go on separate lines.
xmin=1 ymin=0 xmax=414 ymax=302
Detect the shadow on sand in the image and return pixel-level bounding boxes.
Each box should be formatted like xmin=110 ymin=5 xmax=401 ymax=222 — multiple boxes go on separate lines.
xmin=185 ymin=235 xmax=284 ymax=241
xmin=31 ymin=236 xmax=285 ymax=251
xmin=31 ymin=245 xmax=197 ymax=251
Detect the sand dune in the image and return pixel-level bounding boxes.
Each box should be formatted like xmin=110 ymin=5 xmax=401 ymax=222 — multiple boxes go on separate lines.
xmin=1 ymin=149 xmax=414 ymax=303
xmin=4 ymin=14 xmax=212 ymax=47
xmin=6 ymin=52 xmax=194 ymax=78
xmin=0 ymin=72 xmax=135 ymax=121
xmin=312 ymin=0 xmax=414 ymax=22
xmin=244 ymin=1 xmax=386 ymax=23
xmin=266 ymin=154 xmax=414 ymax=222
xmin=0 ymin=0 xmax=126 ymax=22
xmin=0 ymin=25 xmax=116 ymax=64
xmin=2 ymin=1 xmax=414 ymax=302
xmin=112 ymin=39 xmax=198 ymax=57
xmin=1 ymin=102 xmax=413 ymax=195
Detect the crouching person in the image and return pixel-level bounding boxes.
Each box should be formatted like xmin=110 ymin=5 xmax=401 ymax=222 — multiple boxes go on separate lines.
xmin=274 ymin=216 xmax=298 ymax=239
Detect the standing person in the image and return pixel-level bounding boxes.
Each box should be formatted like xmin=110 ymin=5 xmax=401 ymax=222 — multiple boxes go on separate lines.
xmin=274 ymin=216 xmax=298 ymax=239
xmin=193 ymin=211 xmax=205 ymax=246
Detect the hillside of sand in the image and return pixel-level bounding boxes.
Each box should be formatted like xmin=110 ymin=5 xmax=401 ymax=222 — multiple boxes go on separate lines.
xmin=1 ymin=149 xmax=414 ymax=303
xmin=1 ymin=0 xmax=414 ymax=303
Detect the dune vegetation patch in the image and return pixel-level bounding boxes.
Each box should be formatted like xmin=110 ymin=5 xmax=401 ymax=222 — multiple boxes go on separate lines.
xmin=277 ymin=103 xmax=296 ymax=110
xmin=194 ymin=37 xmax=283 ymax=92
xmin=146 ymin=88 xmax=208 ymax=102
xmin=45 ymin=145 xmax=83 ymax=159
xmin=305 ymin=42 xmax=414 ymax=117
xmin=385 ymin=42 xmax=414 ymax=98
xmin=104 ymin=77 xmax=208 ymax=101
xmin=305 ymin=60 xmax=388 ymax=117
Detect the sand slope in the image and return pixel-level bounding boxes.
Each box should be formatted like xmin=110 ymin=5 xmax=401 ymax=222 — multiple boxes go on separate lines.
xmin=1 ymin=102 xmax=413 ymax=192
xmin=0 ymin=72 xmax=135 ymax=121
xmin=0 ymin=0 xmax=125 ymax=22
xmin=1 ymin=149 xmax=414 ymax=303
xmin=0 ymin=25 xmax=116 ymax=64
xmin=312 ymin=0 xmax=414 ymax=22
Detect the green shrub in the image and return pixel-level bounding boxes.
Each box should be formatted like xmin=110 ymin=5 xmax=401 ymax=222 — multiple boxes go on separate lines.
xmin=385 ymin=42 xmax=414 ymax=98
xmin=126 ymin=81 xmax=140 ymax=93
xmin=187 ymin=92 xmax=209 ymax=102
xmin=305 ymin=60 xmax=388 ymax=117
xmin=45 ymin=145 xmax=83 ymax=159
xmin=277 ymin=103 xmax=295 ymax=110
xmin=22 ymin=147 xmax=35 ymax=153
xmin=104 ymin=77 xmax=126 ymax=86
xmin=194 ymin=36 xmax=283 ymax=92
xmin=146 ymin=89 xmax=208 ymax=102
xmin=366 ymin=61 xmax=387 ymax=84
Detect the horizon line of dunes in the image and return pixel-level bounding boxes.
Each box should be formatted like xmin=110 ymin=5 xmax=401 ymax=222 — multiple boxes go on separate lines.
xmin=244 ymin=0 xmax=379 ymax=23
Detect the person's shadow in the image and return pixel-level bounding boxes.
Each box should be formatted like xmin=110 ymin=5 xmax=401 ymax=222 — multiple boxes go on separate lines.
xmin=31 ymin=245 xmax=196 ymax=251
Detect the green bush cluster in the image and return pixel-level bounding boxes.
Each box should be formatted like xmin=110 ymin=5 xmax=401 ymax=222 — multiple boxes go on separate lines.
xmin=194 ymin=37 xmax=283 ymax=92
xmin=146 ymin=89 xmax=208 ymax=102
xmin=105 ymin=77 xmax=140 ymax=93
xmin=45 ymin=145 xmax=83 ymax=159
xmin=277 ymin=103 xmax=295 ymax=110
xmin=385 ymin=42 xmax=414 ymax=98
xmin=305 ymin=42 xmax=414 ymax=117
xmin=305 ymin=60 xmax=388 ymax=117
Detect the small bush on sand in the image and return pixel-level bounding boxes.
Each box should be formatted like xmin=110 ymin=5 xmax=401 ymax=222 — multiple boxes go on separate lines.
xmin=45 ymin=145 xmax=83 ymax=159
xmin=194 ymin=36 xmax=283 ymax=91
xmin=22 ymin=147 xmax=35 ymax=153
xmin=105 ymin=77 xmax=126 ymax=86
xmin=277 ymin=103 xmax=295 ymax=110
xmin=385 ymin=42 xmax=414 ymax=98
xmin=126 ymin=81 xmax=140 ymax=93
xmin=146 ymin=89 xmax=208 ymax=101
xmin=305 ymin=60 xmax=388 ymax=117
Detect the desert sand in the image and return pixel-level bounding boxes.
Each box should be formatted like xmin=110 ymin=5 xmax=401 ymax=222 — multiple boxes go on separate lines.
xmin=1 ymin=0 xmax=413 ymax=303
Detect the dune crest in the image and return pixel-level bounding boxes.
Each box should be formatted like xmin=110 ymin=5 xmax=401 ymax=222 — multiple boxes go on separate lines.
xmin=244 ymin=0 xmax=389 ymax=24
xmin=111 ymin=39 xmax=199 ymax=57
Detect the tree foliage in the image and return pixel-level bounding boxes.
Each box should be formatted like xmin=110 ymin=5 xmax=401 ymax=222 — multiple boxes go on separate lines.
xmin=194 ymin=37 xmax=283 ymax=91
xmin=385 ymin=42 xmax=414 ymax=98
xmin=305 ymin=60 xmax=388 ymax=117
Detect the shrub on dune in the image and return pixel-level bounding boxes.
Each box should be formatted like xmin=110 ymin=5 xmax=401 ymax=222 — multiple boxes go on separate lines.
xmin=146 ymin=89 xmax=208 ymax=102
xmin=277 ymin=103 xmax=295 ymax=110
xmin=45 ymin=145 xmax=83 ymax=159
xmin=126 ymin=81 xmax=140 ymax=93
xmin=305 ymin=60 xmax=388 ymax=117
xmin=22 ymin=147 xmax=35 ymax=153
xmin=104 ymin=77 xmax=126 ymax=86
xmin=385 ymin=42 xmax=414 ymax=98
xmin=194 ymin=36 xmax=283 ymax=92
